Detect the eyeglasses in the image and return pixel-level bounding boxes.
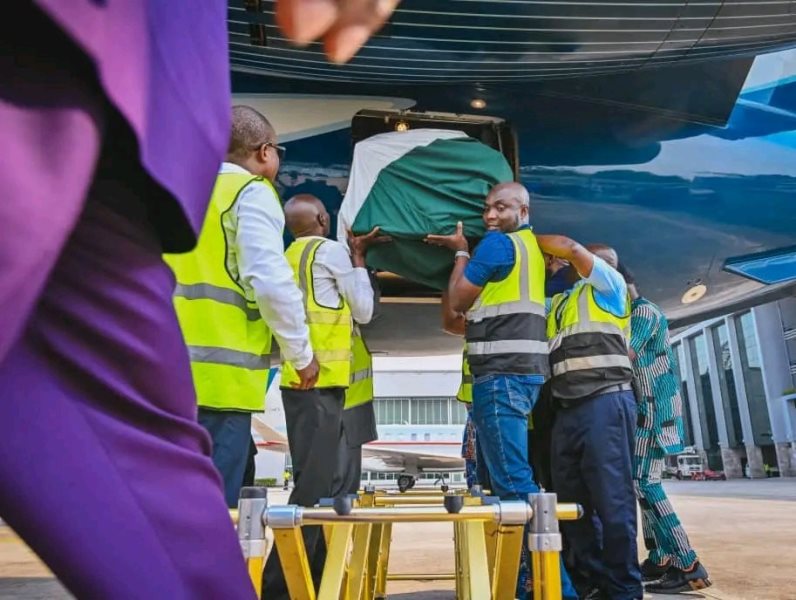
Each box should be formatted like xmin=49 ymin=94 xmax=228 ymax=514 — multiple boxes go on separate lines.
xmin=252 ymin=141 xmax=286 ymax=161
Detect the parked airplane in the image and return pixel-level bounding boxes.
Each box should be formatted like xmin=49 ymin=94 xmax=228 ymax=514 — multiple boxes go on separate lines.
xmin=251 ymin=415 xmax=464 ymax=492
xmin=227 ymin=2 xmax=796 ymax=358
xmin=233 ymin=1 xmax=796 ymax=493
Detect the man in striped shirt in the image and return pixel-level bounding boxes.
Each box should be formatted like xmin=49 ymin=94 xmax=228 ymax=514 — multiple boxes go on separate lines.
xmin=622 ymin=266 xmax=712 ymax=595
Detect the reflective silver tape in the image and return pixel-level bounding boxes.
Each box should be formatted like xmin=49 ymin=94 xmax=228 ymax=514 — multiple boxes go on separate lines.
xmin=551 ymin=354 xmax=631 ymax=376
xmin=467 ymin=339 xmax=549 ymax=356
xmin=175 ymin=283 xmax=260 ymax=321
xmin=466 ymin=299 xmax=545 ymax=322
xmin=350 ymin=368 xmax=373 ymax=383
xmin=188 ymin=345 xmax=270 ymax=370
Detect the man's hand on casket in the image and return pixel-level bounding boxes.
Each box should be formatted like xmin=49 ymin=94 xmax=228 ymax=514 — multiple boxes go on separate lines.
xmin=424 ymin=221 xmax=469 ymax=254
xmin=348 ymin=226 xmax=392 ymax=267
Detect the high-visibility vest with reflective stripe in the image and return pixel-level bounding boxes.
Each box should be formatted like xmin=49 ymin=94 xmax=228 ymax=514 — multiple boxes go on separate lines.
xmin=281 ymin=237 xmax=352 ymax=388
xmin=465 ymin=229 xmax=549 ymax=378
xmin=547 ymin=282 xmax=632 ymax=400
xmin=346 ymin=324 xmax=374 ymax=409
xmin=165 ymin=172 xmax=274 ymax=412
xmin=456 ymin=348 xmax=472 ymax=403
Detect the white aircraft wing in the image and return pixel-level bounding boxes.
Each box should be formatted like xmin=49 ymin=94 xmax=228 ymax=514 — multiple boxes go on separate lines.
xmin=251 ymin=416 xmax=289 ymax=453
xmin=361 ymin=445 xmax=464 ymax=475
xmin=252 ymin=416 xmax=463 ymax=475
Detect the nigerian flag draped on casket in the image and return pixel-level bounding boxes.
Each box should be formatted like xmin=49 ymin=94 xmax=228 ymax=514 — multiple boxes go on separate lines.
xmin=337 ymin=128 xmax=514 ymax=291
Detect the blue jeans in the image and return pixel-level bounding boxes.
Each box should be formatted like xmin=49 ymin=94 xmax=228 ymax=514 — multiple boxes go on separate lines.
xmin=472 ymin=374 xmax=577 ymax=599
xmin=198 ymin=409 xmax=252 ymax=508
xmin=472 ymin=374 xmax=539 ymax=499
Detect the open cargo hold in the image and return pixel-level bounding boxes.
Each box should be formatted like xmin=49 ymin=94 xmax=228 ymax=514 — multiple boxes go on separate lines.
xmin=338 ymin=110 xmax=518 ymax=291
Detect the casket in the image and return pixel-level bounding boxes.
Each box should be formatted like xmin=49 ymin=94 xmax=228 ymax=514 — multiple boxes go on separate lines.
xmin=338 ymin=110 xmax=517 ymax=291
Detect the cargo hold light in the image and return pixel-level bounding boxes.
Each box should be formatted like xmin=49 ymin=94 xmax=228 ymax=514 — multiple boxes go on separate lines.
xmin=681 ymin=282 xmax=707 ymax=304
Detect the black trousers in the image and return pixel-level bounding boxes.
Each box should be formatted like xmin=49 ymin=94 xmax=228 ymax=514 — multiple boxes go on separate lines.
xmin=333 ymin=402 xmax=378 ymax=496
xmin=551 ymin=390 xmax=642 ymax=600
xmin=262 ymin=387 xmax=345 ymax=599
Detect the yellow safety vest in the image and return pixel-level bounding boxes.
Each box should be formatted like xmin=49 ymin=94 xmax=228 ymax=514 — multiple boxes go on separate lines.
xmin=345 ymin=324 xmax=374 ymax=409
xmin=165 ymin=172 xmax=274 ymax=412
xmin=281 ymin=237 xmax=352 ymax=388
xmin=456 ymin=348 xmax=472 ymax=404
xmin=547 ymin=282 xmax=632 ymax=401
xmin=465 ymin=229 xmax=549 ymax=378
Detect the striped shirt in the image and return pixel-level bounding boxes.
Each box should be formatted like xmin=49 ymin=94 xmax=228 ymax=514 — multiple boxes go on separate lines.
xmin=630 ymin=297 xmax=685 ymax=454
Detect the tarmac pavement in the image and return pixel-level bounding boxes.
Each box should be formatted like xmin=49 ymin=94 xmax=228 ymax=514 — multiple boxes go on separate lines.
xmin=2 ymin=479 xmax=794 ymax=599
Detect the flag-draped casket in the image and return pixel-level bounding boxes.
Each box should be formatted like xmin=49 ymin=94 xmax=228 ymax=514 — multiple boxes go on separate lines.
xmin=337 ymin=129 xmax=514 ymax=290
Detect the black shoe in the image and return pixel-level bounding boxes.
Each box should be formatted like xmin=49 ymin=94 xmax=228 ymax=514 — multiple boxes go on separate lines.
xmin=645 ymin=562 xmax=712 ymax=594
xmin=640 ymin=558 xmax=671 ymax=582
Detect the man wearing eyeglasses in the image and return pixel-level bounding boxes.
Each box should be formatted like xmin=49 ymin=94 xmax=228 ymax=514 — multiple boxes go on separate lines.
xmin=167 ymin=105 xmax=319 ymax=508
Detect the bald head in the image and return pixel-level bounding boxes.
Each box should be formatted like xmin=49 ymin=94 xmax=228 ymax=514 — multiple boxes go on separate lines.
xmin=284 ymin=194 xmax=330 ymax=239
xmin=489 ymin=182 xmax=530 ymax=208
xmin=228 ymin=106 xmax=275 ymax=160
xmin=586 ymin=243 xmax=619 ymax=269
xmin=483 ymin=182 xmax=531 ymax=233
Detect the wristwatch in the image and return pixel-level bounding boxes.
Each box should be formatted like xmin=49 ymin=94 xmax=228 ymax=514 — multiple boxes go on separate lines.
xmin=455 ymin=250 xmax=471 ymax=260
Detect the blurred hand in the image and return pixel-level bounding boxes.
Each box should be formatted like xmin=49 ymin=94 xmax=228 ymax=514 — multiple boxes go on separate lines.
xmin=276 ymin=0 xmax=401 ymax=63
xmin=292 ymin=355 xmax=320 ymax=389
xmin=424 ymin=221 xmax=469 ymax=253
xmin=348 ymin=226 xmax=392 ymax=264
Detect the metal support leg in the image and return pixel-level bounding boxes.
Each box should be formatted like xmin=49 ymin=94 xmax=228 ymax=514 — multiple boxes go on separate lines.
xmin=237 ymin=487 xmax=268 ymax=596
xmin=537 ymin=551 xmax=562 ymax=600
xmin=373 ymin=523 xmax=392 ymax=599
xmin=454 ymin=520 xmax=490 ymax=600
xmin=365 ymin=523 xmax=386 ymax=600
xmin=318 ymin=523 xmax=354 ymax=600
xmin=491 ymin=525 xmax=524 ymax=600
xmin=453 ymin=522 xmax=466 ymax=600
xmin=272 ymin=527 xmax=316 ymax=600
xmin=347 ymin=524 xmax=373 ymax=600
xmin=483 ymin=520 xmax=499 ymax=586
xmin=528 ymin=493 xmax=564 ymax=600
xmin=323 ymin=524 xmax=333 ymax=547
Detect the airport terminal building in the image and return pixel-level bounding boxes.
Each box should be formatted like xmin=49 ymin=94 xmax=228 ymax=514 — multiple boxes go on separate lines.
xmin=669 ymin=297 xmax=796 ymax=478
xmin=257 ymin=297 xmax=796 ymax=483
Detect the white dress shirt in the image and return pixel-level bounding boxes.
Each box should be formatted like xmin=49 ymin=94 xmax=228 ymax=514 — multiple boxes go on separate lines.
xmin=220 ymin=162 xmax=312 ymax=370
xmin=297 ymin=236 xmax=374 ymax=325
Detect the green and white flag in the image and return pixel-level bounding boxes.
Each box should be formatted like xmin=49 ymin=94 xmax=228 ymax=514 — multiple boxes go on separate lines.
xmin=338 ymin=128 xmax=513 ymax=290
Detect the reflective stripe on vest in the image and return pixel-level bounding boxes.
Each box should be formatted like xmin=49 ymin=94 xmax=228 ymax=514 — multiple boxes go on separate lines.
xmin=174 ymin=283 xmax=261 ymax=321
xmin=165 ymin=172 xmax=274 ymax=412
xmin=346 ymin=325 xmax=374 ymax=409
xmin=456 ymin=348 xmax=473 ymax=404
xmin=465 ymin=229 xmax=549 ymax=377
xmin=547 ymin=283 xmax=632 ymax=401
xmin=281 ymin=238 xmax=352 ymax=388
xmin=188 ymin=346 xmax=270 ymax=370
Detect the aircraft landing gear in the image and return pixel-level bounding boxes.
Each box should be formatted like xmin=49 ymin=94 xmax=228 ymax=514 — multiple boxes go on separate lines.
xmin=397 ymin=474 xmax=415 ymax=493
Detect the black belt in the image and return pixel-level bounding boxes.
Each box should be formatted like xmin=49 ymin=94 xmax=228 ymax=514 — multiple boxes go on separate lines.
xmin=595 ymin=382 xmax=634 ymax=396
xmin=558 ymin=382 xmax=634 ymax=409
